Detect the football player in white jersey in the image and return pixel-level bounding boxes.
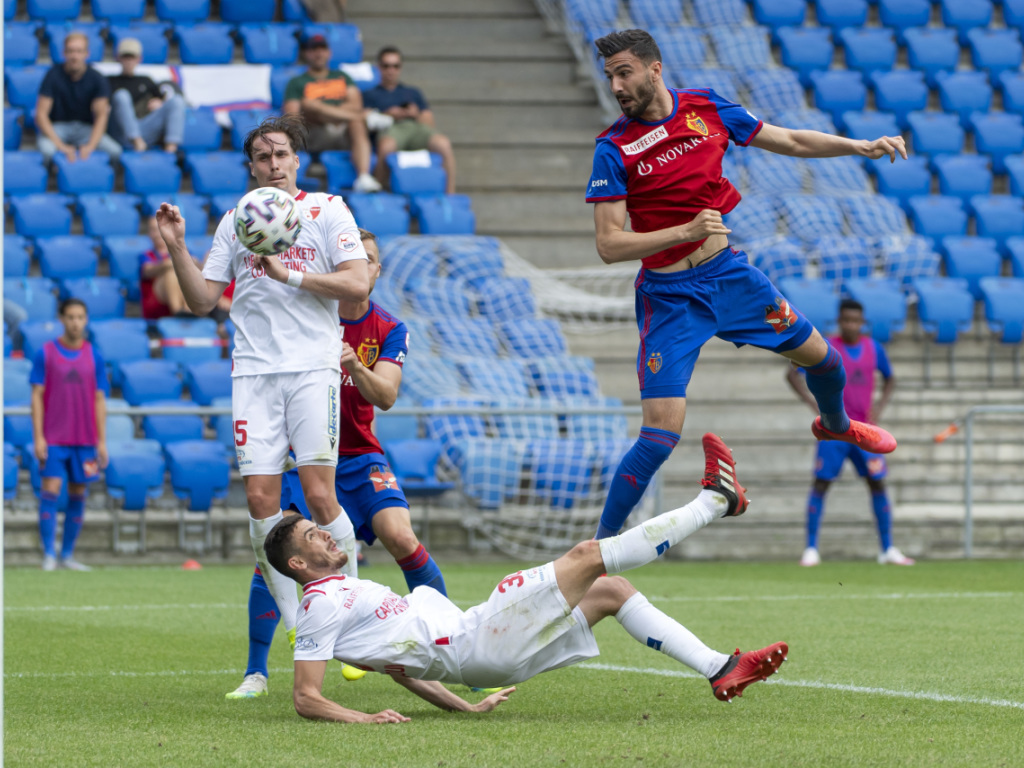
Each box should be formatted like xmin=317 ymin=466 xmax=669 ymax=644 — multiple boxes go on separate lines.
xmin=265 ymin=435 xmax=789 ymax=723
xmin=155 ymin=114 xmax=367 ymax=646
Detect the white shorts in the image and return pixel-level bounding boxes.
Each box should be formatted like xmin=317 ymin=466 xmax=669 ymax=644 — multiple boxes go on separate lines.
xmin=232 ymin=369 xmax=340 ymax=476
xmin=453 ymin=562 xmax=600 ymax=688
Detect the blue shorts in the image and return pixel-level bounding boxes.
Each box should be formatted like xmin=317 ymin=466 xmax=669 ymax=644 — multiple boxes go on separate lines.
xmin=42 ymin=446 xmax=100 ymax=484
xmin=634 ymin=248 xmax=814 ymax=399
xmin=814 ymin=441 xmax=888 ymax=482
xmin=280 ymin=452 xmax=409 ymax=546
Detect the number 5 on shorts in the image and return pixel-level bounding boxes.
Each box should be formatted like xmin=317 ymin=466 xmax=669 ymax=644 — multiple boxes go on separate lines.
xmin=234 ymin=420 xmax=248 ymax=446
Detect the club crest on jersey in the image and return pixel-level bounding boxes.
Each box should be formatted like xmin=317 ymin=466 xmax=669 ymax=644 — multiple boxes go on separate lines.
xmin=303 ymin=206 xmax=321 ymax=221
xmin=646 ymin=351 xmax=663 ymax=374
xmin=764 ymin=296 xmax=797 ymax=333
xmin=357 ymin=339 xmax=379 ymax=368
xmin=369 ymin=465 xmax=399 ymax=492
xmin=685 ymin=111 xmax=709 ymax=137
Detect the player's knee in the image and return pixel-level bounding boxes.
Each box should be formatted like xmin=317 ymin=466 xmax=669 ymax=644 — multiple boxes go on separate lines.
xmin=302 ymin=485 xmax=334 ymax=516
xmin=383 ymin=526 xmax=420 ymax=560
xmin=587 ymin=575 xmax=636 ymax=614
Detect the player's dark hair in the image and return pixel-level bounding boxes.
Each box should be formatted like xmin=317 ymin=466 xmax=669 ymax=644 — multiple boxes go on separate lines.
xmin=357 ymin=228 xmax=377 ymax=245
xmin=377 ymin=46 xmax=402 ymax=62
xmin=594 ymin=29 xmax=662 ymax=65
xmin=839 ymin=299 xmax=864 ymax=314
xmin=242 ymin=113 xmax=307 ymax=161
xmin=58 ymin=298 xmax=87 ymax=315
xmin=264 ymin=514 xmax=307 ymax=582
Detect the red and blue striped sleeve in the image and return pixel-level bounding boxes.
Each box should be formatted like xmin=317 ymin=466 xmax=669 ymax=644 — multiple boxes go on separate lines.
xmin=379 ymin=319 xmax=409 ymax=366
xmin=585 ymin=138 xmax=628 ymax=202
xmin=701 ymin=89 xmax=763 ymax=146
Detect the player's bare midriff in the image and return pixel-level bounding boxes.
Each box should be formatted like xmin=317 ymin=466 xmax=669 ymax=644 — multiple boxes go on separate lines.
xmin=650 ymin=232 xmax=730 ymax=273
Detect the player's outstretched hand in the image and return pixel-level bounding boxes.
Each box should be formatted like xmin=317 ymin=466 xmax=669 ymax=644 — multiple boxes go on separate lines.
xmin=253 ymin=253 xmax=289 ymax=284
xmin=470 ymin=687 xmax=516 ymax=713
xmin=862 ymin=135 xmax=908 ymax=163
xmin=368 ymin=709 xmax=410 ymax=724
xmin=155 ymin=203 xmax=186 ymax=247
xmin=684 ymin=209 xmax=731 ymax=241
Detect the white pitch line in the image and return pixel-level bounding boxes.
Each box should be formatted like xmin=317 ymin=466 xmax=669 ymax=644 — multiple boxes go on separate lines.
xmin=576 ymin=663 xmax=1024 ymax=710
xmin=4 ymin=667 xmax=293 ymax=681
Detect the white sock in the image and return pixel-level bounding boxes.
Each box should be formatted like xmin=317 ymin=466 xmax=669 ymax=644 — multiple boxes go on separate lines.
xmin=616 ymin=593 xmax=730 ymax=678
xmin=318 ymin=509 xmax=358 ymax=578
xmin=598 ymin=490 xmax=727 ymax=575
xmin=249 ymin=511 xmax=300 ymax=632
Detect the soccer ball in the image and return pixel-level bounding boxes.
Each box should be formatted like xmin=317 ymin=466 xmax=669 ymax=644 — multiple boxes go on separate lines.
xmin=233 ymin=187 xmax=302 ymax=256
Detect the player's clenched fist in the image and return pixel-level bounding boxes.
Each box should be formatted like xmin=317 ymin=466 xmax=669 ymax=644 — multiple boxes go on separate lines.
xmin=684 ymin=209 xmax=731 ymax=241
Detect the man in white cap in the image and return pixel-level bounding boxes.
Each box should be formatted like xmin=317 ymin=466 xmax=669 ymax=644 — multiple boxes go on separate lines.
xmin=107 ymin=37 xmax=185 ymax=153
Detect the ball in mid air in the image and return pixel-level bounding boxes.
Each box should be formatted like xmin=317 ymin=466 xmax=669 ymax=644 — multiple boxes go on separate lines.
xmin=233 ymin=186 xmax=302 ymax=256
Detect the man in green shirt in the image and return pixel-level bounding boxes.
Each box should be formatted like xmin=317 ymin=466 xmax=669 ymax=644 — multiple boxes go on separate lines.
xmin=284 ymin=34 xmax=381 ymax=192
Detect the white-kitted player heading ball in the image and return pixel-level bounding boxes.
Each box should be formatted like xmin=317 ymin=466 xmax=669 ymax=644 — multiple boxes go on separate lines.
xmin=234 ymin=186 xmax=303 ymax=256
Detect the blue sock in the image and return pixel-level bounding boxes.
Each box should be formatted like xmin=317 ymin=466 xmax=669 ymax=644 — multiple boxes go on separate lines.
xmin=806 ymin=488 xmax=826 ymax=549
xmin=246 ymin=568 xmax=280 ymax=678
xmin=39 ymin=491 xmax=59 ymax=558
xmin=60 ymin=493 xmax=87 ymax=560
xmin=804 ymin=344 xmax=851 ymax=434
xmin=397 ymin=544 xmax=447 ymax=596
xmin=596 ymin=427 xmax=680 ymax=539
xmin=871 ymin=490 xmax=893 ymax=551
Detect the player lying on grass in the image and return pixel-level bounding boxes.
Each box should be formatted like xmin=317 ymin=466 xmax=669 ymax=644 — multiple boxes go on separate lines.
xmin=264 ymin=433 xmax=788 ymax=723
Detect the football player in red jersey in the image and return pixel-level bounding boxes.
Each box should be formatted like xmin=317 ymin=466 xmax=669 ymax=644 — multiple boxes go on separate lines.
xmin=585 ymin=29 xmax=906 ymax=540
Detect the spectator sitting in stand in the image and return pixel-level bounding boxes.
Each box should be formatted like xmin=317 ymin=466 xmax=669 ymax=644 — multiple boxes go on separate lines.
xmin=140 ymin=216 xmax=195 ymax=319
xmin=107 ymin=38 xmax=185 ymax=153
xmin=361 ymin=46 xmax=456 ymax=194
xmin=284 ymin=34 xmax=381 ymax=193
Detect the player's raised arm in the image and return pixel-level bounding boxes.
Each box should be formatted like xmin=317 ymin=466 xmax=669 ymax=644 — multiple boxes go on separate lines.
xmin=389 ymin=674 xmax=515 ymax=713
xmin=750 ymin=122 xmax=908 ymax=162
xmin=155 ymin=203 xmax=228 ymax=315
xmin=293 ymin=660 xmax=410 ymax=724
xmin=594 ymin=199 xmax=731 ymax=264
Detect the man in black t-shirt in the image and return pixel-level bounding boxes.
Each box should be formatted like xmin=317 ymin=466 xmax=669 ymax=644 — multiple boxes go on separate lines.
xmin=107 ymin=38 xmax=185 ymax=153
xmin=36 ymin=32 xmax=123 ymax=163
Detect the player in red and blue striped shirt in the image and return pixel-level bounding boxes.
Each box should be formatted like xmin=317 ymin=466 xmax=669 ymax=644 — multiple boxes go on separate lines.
xmin=586 ymin=29 xmax=906 ymax=539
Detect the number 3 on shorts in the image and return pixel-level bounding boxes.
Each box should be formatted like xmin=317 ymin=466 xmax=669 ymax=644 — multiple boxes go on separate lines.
xmin=234 ymin=420 xmax=248 ymax=447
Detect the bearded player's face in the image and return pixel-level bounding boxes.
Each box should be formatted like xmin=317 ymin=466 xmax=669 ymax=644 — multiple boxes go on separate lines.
xmin=604 ymin=50 xmax=658 ymax=120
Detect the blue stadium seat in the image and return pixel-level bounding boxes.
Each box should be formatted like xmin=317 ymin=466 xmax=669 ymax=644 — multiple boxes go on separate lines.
xmin=970 ymin=112 xmax=1024 ymax=174
xmin=528 ymin=439 xmax=596 ymax=510
xmin=1000 ymin=72 xmax=1024 ymax=118
xmin=4 ymin=443 xmax=20 ymax=502
xmin=184 ymin=152 xmax=250 ymax=196
xmin=4 ymin=151 xmax=49 ymax=196
xmin=36 ymin=235 xmax=99 ymax=281
xmin=155 ymin=0 xmax=208 ymax=22
xmin=914 ymin=277 xmax=974 ymax=344
xmin=105 ymin=400 xmax=139 ymax=444
xmin=102 ymin=235 xmax=150 ymax=300
xmin=4 ymin=66 xmax=49 ymax=114
xmin=180 ymin=107 xmax=222 ymax=152
xmin=497 ymin=318 xmax=569 ymax=359
xmin=121 ymin=151 xmax=182 ymax=195
xmin=175 ymin=24 xmax=234 ymax=65
xmin=4 ymin=409 xmax=34 ymax=454
xmin=5 ymin=0 xmax=14 ymax=20
xmin=881 ymin=235 xmax=942 ymax=291
xmin=936 ymin=71 xmax=993 ymax=129
xmin=431 ymin=318 xmax=501 ymax=356
xmin=657 ymin=28 xmax=708 ymax=74
xmin=934 ymin=155 xmax=993 ymax=205
xmin=107 ymin=24 xmax=170 ymax=63
xmin=270 ymin=64 xmax=304 ymax=109
xmin=941 ymin=236 xmax=1002 ymax=299
xmin=4 ymin=235 xmax=31 ymax=278
xmin=844 ymin=278 xmax=908 ymax=342
xmin=415 ymin=196 xmax=475 ymax=235
xmin=880 ymin=0 xmax=931 ymax=42
xmin=725 ymin=195 xmax=779 ymax=241
xmin=778 ymin=278 xmax=840 ymax=335
xmin=1007 ymin=155 xmax=1024 ymax=198
xmin=45 ymin=23 xmax=105 ymax=64
xmin=142 ymin=194 xmax=209 ymax=234
xmin=4 ymin=360 xmax=33 ymax=404
xmin=631 ymin=0 xmax=685 ymax=25
xmin=677 ymin=68 xmax=741 ymax=103
xmin=105 ymin=449 xmax=165 ymax=512
xmin=458 ymin=359 xmax=530 ymax=399
xmin=815 ymin=0 xmax=868 ymax=30
xmin=710 ymin=27 xmax=773 ymax=72
xmin=401 ymin=358 xmax=466 ymax=402
xmin=345 ymin=194 xmax=410 ymax=236
xmin=228 ymin=108 xmax=277 ymax=150
xmin=408 ymin=276 xmax=473 ymax=317
xmin=386 ymin=152 xmax=447 ymax=196
xmin=319 ymin=150 xmax=358 ymax=191
xmin=746 ymin=152 xmax=807 ymax=195
xmin=940 ymin=0 xmax=994 ymax=45
xmin=870 ymin=71 xmax=928 ymax=129
xmin=748 ymin=237 xmax=807 ymax=284
xmin=27 ymin=0 xmax=81 ymax=22
xmin=842 ymin=110 xmax=900 ymax=143
xmin=5 ymin=107 xmax=23 ymax=150
xmin=142 ymin=401 xmax=205 ymax=448
xmin=776 ymin=27 xmax=833 ymax=87
xmin=839 ymin=28 xmax=897 ymax=76
xmin=1006 ymin=0 xmax=1024 ymax=31
xmin=209 ymin=194 xmax=241 ymax=219
xmin=301 ymin=23 xmax=364 ymax=65
xmin=489 ymin=405 xmax=561 ymax=445
xmin=183 ymin=360 xmax=231 ymax=406
xmin=814 ymin=235 xmax=877 ymax=281
xmin=77 ymin=193 xmax=141 ymax=237
xmin=778 ymin=195 xmax=845 ymax=241
xmin=155 ymin=317 xmax=222 ymax=364
xmin=979 ymin=277 xmax=1024 ymax=344
xmin=811 ymin=71 xmax=867 ymax=128
xmin=811 ymin=156 xmax=870 ymax=194
xmin=120 ymin=359 xmax=183 ymax=405
xmin=63 ymin=277 xmax=126 ymax=321
xmin=18 ymin=318 xmax=62 ymax=359
xmin=166 ymin=440 xmax=230 ymax=513
xmin=967 ymin=28 xmax=1023 ymax=81
xmin=5 ymin=22 xmax=41 ymax=65
xmin=91 ymin=320 xmax=151 ymax=386
xmin=92 ymin=0 xmax=145 ymax=23
xmin=970 ymin=195 xmax=1024 ymax=256
xmin=475 ymin=277 xmax=536 ymax=321
xmin=908 ymin=195 xmax=968 ymax=239
xmin=452 ymin=438 xmax=526 ymax=510
xmin=53 ymin=151 xmax=115 ymax=194
xmin=383 ymin=439 xmax=454 ymax=517
xmin=752 ymin=0 xmax=806 ymax=30
xmin=237 ymin=24 xmax=298 ymax=66
xmin=907 ymin=111 xmax=964 ymax=164
xmin=281 ymin=0 xmax=311 ymax=21
xmin=4 ymin=279 xmax=58 ymax=324
xmin=1008 ymin=237 xmax=1024 ymax=278
xmin=528 ymin=357 xmax=601 ymax=399
xmin=10 ymin=194 xmax=73 ymax=237
xmin=903 ymin=28 xmax=959 ymax=87
xmin=694 ymin=0 xmax=750 ymax=26
xmin=220 ymin=0 xmax=275 ymax=22
xmin=875 ymin=156 xmax=930 ymax=209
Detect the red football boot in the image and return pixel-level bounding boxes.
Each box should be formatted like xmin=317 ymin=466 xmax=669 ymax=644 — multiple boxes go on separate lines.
xmin=709 ymin=642 xmax=789 ymax=703
xmin=812 ymin=417 xmax=897 ymax=454
xmin=700 ymin=433 xmax=748 ymax=517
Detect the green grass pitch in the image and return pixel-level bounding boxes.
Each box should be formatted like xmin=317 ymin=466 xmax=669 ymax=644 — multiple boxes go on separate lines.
xmin=4 ymin=559 xmax=1022 ymax=768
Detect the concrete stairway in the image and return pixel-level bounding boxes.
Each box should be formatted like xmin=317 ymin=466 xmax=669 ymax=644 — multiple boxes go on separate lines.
xmin=349 ymin=0 xmax=604 ymax=268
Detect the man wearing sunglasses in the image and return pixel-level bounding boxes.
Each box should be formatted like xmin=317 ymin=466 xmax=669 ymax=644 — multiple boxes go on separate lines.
xmin=106 ymin=37 xmax=185 ymax=154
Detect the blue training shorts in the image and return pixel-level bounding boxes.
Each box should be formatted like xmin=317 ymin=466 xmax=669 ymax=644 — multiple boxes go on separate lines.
xmin=280 ymin=452 xmax=409 ymax=546
xmin=814 ymin=441 xmax=888 ymax=482
xmin=634 ymin=248 xmax=814 ymax=399
xmin=42 ymin=446 xmax=100 ymax=484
